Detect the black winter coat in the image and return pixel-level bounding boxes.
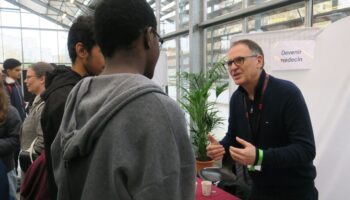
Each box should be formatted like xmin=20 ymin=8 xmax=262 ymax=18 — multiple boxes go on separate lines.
xmin=41 ymin=66 xmax=82 ymax=199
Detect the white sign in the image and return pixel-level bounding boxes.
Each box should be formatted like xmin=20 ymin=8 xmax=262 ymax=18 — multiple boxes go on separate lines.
xmin=271 ymin=40 xmax=315 ymax=70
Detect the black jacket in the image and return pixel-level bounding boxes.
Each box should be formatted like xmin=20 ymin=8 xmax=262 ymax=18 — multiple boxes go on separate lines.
xmin=221 ymin=70 xmax=317 ymax=196
xmin=0 ymin=106 xmax=21 ymax=172
xmin=41 ymin=66 xmax=82 ymax=199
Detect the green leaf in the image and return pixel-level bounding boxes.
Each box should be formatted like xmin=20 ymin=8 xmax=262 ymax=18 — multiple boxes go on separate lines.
xmin=178 ymin=58 xmax=229 ymax=160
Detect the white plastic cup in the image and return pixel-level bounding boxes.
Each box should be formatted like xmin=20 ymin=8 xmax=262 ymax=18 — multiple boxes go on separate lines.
xmin=201 ymin=180 xmax=212 ymax=196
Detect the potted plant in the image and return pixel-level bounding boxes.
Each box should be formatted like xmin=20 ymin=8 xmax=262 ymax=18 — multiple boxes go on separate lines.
xmin=178 ymin=59 xmax=228 ymax=172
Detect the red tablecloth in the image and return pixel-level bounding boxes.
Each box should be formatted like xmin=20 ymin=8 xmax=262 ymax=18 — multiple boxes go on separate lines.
xmin=196 ymin=178 xmax=240 ymax=200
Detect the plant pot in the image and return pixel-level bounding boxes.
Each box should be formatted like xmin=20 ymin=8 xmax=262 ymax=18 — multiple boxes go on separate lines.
xmin=196 ymin=159 xmax=215 ymax=174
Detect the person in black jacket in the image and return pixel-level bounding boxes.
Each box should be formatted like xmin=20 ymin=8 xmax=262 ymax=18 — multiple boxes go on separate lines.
xmin=41 ymin=15 xmax=105 ymax=199
xmin=3 ymin=58 xmax=26 ymax=121
xmin=0 ymin=80 xmax=21 ymax=200
xmin=207 ymin=39 xmax=317 ymax=200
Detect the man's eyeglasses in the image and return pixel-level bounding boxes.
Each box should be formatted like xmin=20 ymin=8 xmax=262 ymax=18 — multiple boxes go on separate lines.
xmin=152 ymin=29 xmax=164 ymax=48
xmin=25 ymin=75 xmax=38 ymax=80
xmin=226 ymin=55 xmax=257 ymax=67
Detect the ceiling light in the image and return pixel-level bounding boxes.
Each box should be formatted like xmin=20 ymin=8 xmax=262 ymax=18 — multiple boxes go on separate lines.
xmin=70 ymin=0 xmax=75 ymax=3
xmin=62 ymin=12 xmax=67 ymax=19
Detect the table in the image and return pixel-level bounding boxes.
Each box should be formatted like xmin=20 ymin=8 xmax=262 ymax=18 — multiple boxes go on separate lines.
xmin=196 ymin=178 xmax=240 ymax=200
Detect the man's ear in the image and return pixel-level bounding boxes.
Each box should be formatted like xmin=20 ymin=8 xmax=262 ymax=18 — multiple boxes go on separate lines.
xmin=39 ymin=75 xmax=45 ymax=85
xmin=143 ymin=27 xmax=153 ymax=50
xmin=257 ymin=55 xmax=264 ymax=69
xmin=75 ymin=42 xmax=88 ymax=59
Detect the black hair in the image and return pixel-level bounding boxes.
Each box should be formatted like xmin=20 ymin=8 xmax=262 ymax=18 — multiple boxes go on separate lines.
xmin=94 ymin=0 xmax=157 ymax=58
xmin=3 ymin=58 xmax=21 ymax=72
xmin=67 ymin=15 xmax=96 ymax=63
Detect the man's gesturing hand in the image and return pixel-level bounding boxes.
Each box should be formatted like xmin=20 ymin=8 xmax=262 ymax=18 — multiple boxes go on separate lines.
xmin=206 ymin=135 xmax=225 ymax=161
xmin=229 ymin=137 xmax=256 ymax=165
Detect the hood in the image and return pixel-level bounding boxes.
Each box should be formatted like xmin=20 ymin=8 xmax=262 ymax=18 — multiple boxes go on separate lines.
xmin=56 ymin=73 xmax=165 ymax=162
xmin=41 ymin=66 xmax=82 ymax=100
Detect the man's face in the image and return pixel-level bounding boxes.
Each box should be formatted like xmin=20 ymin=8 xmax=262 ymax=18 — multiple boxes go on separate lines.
xmin=227 ymin=44 xmax=263 ymax=87
xmin=24 ymin=68 xmax=43 ymax=95
xmin=7 ymin=66 xmax=22 ymax=80
xmin=85 ymin=45 xmax=105 ymax=76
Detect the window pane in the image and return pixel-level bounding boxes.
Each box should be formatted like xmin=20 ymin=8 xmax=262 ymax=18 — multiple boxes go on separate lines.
xmin=179 ymin=35 xmax=189 ymax=111
xmin=206 ymin=20 xmax=242 ymax=71
xmin=160 ymin=0 xmax=176 ymax=34
xmin=1 ymin=11 xmax=20 ymax=27
xmin=40 ymin=31 xmax=58 ymax=63
xmin=248 ymin=2 xmax=305 ymax=32
xmin=0 ymin=0 xmax=18 ymax=9
xmin=22 ymin=30 xmax=41 ymax=63
xmin=2 ymin=28 xmax=22 ymax=59
xmin=163 ymin=39 xmax=177 ymax=100
xmin=21 ymin=12 xmax=40 ymax=28
xmin=206 ymin=0 xmax=243 ymax=20
xmin=58 ymin=31 xmax=70 ymax=63
xmin=313 ymin=0 xmax=350 ymax=28
xmin=247 ymin=0 xmax=273 ymax=7
xmin=179 ymin=0 xmax=189 ymax=29
xmin=179 ymin=35 xmax=189 ymax=73
xmin=40 ymin=18 xmax=58 ymax=29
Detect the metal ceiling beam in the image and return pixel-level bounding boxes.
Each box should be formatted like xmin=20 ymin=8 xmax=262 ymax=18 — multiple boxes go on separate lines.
xmin=22 ymin=0 xmax=75 ymax=21
xmin=73 ymin=0 xmax=93 ymax=15
xmin=4 ymin=0 xmax=69 ymax=29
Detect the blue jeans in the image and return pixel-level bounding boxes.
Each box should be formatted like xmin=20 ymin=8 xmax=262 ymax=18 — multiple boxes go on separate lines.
xmin=7 ymin=169 xmax=17 ymax=200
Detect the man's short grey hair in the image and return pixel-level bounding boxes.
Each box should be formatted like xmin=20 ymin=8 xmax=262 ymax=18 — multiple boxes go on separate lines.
xmin=28 ymin=62 xmax=54 ymax=77
xmin=231 ymin=39 xmax=264 ymax=67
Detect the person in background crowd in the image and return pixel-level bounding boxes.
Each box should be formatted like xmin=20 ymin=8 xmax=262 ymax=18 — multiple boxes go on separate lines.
xmin=40 ymin=15 xmax=105 ymax=199
xmin=50 ymin=0 xmax=195 ymax=199
xmin=19 ymin=62 xmax=54 ymax=173
xmin=0 ymin=70 xmax=10 ymax=200
xmin=0 ymin=80 xmax=21 ymax=200
xmin=3 ymin=58 xmax=26 ymax=121
xmin=207 ymin=39 xmax=317 ymax=200
xmin=3 ymin=58 xmax=26 ymax=191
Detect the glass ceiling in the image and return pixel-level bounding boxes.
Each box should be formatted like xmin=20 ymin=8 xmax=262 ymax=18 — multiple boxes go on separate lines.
xmin=4 ymin=0 xmax=99 ymax=28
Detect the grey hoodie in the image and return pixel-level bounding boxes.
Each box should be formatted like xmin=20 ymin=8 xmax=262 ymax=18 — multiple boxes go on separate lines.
xmin=51 ymin=74 xmax=196 ymax=200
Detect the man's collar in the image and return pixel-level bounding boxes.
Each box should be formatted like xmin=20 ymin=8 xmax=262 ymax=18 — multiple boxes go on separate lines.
xmin=238 ymin=69 xmax=266 ymax=99
xmin=5 ymin=76 xmax=16 ymax=84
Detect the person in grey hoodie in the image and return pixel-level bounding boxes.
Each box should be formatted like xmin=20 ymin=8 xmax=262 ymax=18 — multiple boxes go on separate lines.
xmin=51 ymin=0 xmax=196 ymax=200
